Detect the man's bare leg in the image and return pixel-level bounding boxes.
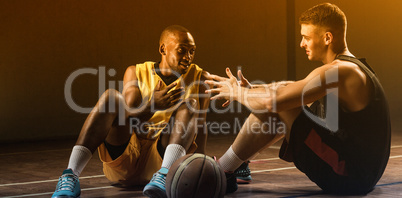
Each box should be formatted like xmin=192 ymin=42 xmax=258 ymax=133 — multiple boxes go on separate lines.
xmin=160 ymin=106 xmax=207 ymax=154
xmin=161 ymin=99 xmax=198 ymax=169
xmin=220 ymin=108 xmax=301 ymax=170
xmin=68 ymin=89 xmax=131 ymax=176
xmin=143 ymin=99 xmax=199 ymax=197
xmin=218 ymin=108 xmax=301 ymax=194
xmin=52 ymin=89 xmax=131 ymax=198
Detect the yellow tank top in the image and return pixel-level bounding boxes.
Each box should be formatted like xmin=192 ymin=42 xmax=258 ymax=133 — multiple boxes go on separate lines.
xmin=135 ymin=61 xmax=203 ymax=139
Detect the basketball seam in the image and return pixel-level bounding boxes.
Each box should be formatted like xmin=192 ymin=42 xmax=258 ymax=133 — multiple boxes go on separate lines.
xmin=209 ymin=157 xmax=222 ymax=198
xmin=191 ymin=154 xmax=206 ymax=198
xmin=170 ymin=153 xmax=201 ymax=198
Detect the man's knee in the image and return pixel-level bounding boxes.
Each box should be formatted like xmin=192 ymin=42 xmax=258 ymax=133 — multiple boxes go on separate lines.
xmin=177 ymin=98 xmax=197 ymax=115
xmin=98 ymin=89 xmax=125 ymax=113
xmin=103 ymin=89 xmax=122 ymax=99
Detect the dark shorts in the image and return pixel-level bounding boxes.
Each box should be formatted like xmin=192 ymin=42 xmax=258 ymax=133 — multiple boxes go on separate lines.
xmin=104 ymin=132 xmax=168 ymax=161
xmin=279 ymin=109 xmax=375 ymax=195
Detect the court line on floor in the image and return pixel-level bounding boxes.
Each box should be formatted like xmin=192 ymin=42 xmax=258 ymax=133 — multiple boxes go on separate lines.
xmin=281 ymin=181 xmax=402 ymax=198
xmin=0 ymin=166 xmax=298 ymax=198
xmin=251 ymin=145 xmax=402 ymax=163
xmin=266 ymin=144 xmax=402 ymax=151
xmin=1 ymin=186 xmax=114 ymax=198
xmin=389 ymin=155 xmax=402 ymax=159
xmin=3 ymin=154 xmax=402 ymax=198
xmin=251 ymin=157 xmax=280 ymax=162
xmin=0 ymin=175 xmax=105 ymax=187
xmin=2 ymin=147 xmax=402 ymax=197
xmin=0 ymin=149 xmax=72 ymax=156
xmin=8 ymin=180 xmax=402 ymax=198
xmin=251 ymin=166 xmax=296 ymax=173
xmin=0 ymin=156 xmax=282 ymax=188
xmin=269 ymin=146 xmax=281 ymax=149
xmin=269 ymin=145 xmax=402 ymax=150
xmin=250 ymin=153 xmax=402 ymax=173
xmin=3 ymin=153 xmax=402 ymax=188
xmin=2 ymin=192 xmax=53 ymax=198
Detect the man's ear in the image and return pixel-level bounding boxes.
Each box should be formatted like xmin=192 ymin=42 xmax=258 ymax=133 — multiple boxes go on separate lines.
xmin=159 ymin=44 xmax=166 ymax=55
xmin=324 ymin=32 xmax=333 ymax=45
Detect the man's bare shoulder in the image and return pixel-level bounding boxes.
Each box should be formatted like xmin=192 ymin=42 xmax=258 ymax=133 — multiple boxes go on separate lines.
xmin=330 ymin=59 xmax=373 ymax=111
xmin=331 ymin=59 xmax=368 ymax=82
xmin=125 ymin=65 xmax=137 ymax=73
xmin=200 ymin=70 xmax=210 ymax=81
xmin=330 ymin=59 xmax=360 ymax=70
xmin=195 ymin=70 xmax=212 ymax=97
xmin=309 ymin=59 xmax=359 ymax=78
xmin=124 ymin=65 xmax=138 ymax=83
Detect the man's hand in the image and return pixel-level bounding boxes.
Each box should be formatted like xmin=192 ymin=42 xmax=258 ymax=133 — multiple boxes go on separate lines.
xmin=206 ymin=69 xmax=252 ymax=107
xmin=237 ymin=70 xmax=252 ymax=88
xmin=220 ymin=70 xmax=253 ymax=107
xmin=152 ymin=81 xmax=184 ymax=110
xmin=205 ymin=68 xmax=240 ymax=104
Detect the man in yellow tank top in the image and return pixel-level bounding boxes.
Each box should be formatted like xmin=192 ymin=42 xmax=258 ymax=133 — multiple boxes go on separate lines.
xmin=52 ymin=25 xmax=211 ymax=198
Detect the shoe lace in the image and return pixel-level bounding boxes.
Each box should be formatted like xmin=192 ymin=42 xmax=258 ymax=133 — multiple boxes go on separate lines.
xmin=56 ymin=173 xmax=78 ymax=192
xmin=150 ymin=172 xmax=166 ymax=186
xmin=235 ymin=162 xmax=251 ymax=177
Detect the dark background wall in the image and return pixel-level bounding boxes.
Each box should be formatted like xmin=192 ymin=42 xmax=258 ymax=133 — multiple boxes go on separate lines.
xmin=0 ymin=0 xmax=287 ymax=142
xmin=0 ymin=0 xmax=400 ymax=142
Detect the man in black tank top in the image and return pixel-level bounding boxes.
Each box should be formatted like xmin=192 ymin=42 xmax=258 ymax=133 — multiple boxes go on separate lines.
xmin=205 ymin=3 xmax=391 ymax=195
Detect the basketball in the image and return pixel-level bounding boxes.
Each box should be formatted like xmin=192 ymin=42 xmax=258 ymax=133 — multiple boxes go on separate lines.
xmin=166 ymin=153 xmax=226 ymax=198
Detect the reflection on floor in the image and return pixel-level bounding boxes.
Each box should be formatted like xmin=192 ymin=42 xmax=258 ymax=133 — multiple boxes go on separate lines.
xmin=1 ymin=132 xmax=402 ymax=197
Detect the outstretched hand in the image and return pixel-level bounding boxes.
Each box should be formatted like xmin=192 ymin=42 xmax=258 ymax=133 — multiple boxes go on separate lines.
xmin=152 ymin=81 xmax=184 ymax=110
xmin=237 ymin=70 xmax=252 ymax=88
xmin=205 ymin=68 xmax=241 ymax=105
xmin=206 ymin=68 xmax=252 ymax=107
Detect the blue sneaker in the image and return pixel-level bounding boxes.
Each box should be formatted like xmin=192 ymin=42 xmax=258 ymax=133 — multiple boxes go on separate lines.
xmin=143 ymin=167 xmax=168 ymax=198
xmin=235 ymin=161 xmax=252 ymax=184
xmin=51 ymin=169 xmax=81 ymax=198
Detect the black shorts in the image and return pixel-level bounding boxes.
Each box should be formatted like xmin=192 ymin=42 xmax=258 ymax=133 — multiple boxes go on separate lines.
xmin=279 ymin=108 xmax=376 ymax=195
xmin=104 ymin=106 xmax=188 ymax=161
xmin=104 ymin=137 xmax=165 ymax=161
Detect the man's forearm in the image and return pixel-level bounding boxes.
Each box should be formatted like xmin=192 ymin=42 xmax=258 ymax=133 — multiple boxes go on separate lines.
xmin=236 ymin=86 xmax=272 ymax=113
xmin=240 ymin=81 xmax=298 ymax=113
xmin=251 ymin=81 xmax=294 ymax=89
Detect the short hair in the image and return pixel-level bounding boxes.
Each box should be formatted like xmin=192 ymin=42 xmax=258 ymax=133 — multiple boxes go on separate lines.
xmin=159 ymin=25 xmax=190 ymax=46
xmin=299 ymin=3 xmax=347 ymax=36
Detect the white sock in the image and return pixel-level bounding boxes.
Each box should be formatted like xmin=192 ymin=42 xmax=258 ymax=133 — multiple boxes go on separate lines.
xmin=67 ymin=145 xmax=93 ymax=176
xmin=161 ymin=144 xmax=186 ymax=169
xmin=218 ymin=146 xmax=244 ymax=172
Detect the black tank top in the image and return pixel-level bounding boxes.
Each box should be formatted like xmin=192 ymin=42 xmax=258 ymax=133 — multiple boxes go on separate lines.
xmin=331 ymin=55 xmax=391 ymax=185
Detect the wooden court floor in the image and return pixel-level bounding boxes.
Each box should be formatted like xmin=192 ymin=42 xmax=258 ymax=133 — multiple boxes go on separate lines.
xmin=1 ymin=131 xmax=402 ymax=197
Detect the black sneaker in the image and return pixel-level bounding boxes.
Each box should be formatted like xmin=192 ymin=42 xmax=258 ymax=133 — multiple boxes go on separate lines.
xmin=225 ymin=171 xmax=238 ymax=194
xmin=234 ymin=161 xmax=252 ymax=184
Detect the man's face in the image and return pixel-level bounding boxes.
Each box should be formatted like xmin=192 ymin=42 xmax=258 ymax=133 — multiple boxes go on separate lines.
xmin=300 ymin=24 xmax=327 ymax=62
xmin=164 ymin=32 xmax=196 ymax=75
